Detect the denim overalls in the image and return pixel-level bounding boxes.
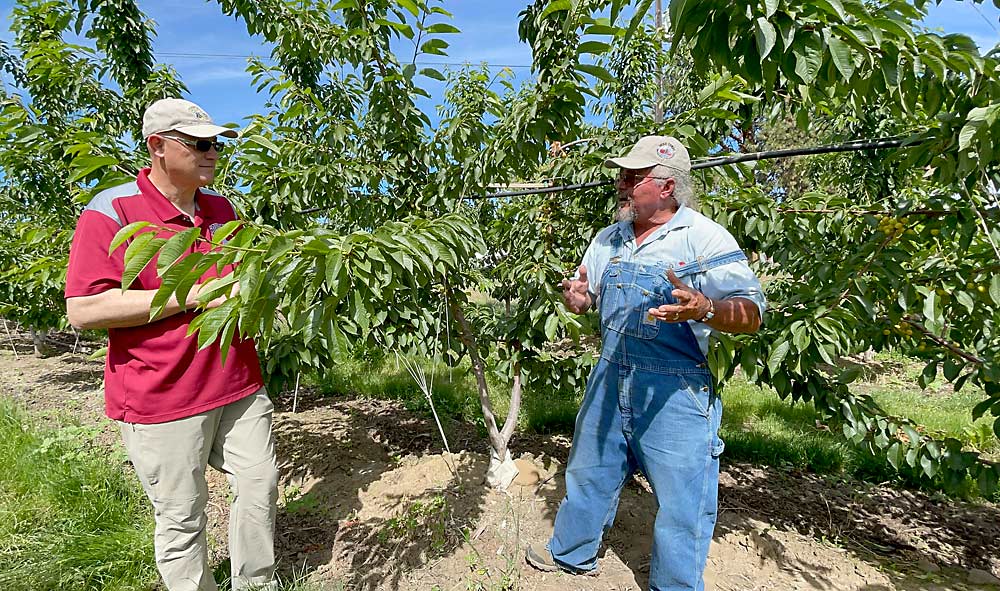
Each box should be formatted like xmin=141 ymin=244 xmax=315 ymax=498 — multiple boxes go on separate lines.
xmin=549 ymin=231 xmax=745 ymax=591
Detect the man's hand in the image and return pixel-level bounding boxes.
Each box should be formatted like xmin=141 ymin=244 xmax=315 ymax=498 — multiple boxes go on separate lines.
xmin=561 ymin=265 xmax=592 ymax=314
xmin=647 ymin=269 xmax=712 ymax=323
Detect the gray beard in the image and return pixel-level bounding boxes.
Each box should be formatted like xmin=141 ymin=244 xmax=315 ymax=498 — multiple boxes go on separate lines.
xmin=616 ymin=203 xmax=637 ymax=223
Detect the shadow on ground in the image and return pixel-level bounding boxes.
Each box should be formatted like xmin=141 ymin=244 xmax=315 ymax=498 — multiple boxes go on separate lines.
xmin=269 ymin=388 xmax=495 ymax=590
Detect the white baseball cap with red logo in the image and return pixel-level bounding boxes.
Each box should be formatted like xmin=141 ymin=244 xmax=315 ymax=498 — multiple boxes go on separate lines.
xmin=604 ymin=135 xmax=691 ymax=172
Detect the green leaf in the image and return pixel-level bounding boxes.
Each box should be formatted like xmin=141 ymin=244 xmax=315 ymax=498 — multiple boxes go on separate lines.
xmin=156 ymin=227 xmax=201 ymax=273
xmin=109 ymin=221 xmax=152 ymax=255
xmin=826 ymin=34 xmax=854 ymax=79
xmin=956 ymin=290 xmax=976 ymax=313
xmin=194 ymin=298 xmax=238 ymax=350
xmin=424 ymin=23 xmax=460 ymax=34
xmin=419 ymin=38 xmax=449 ymax=56
xmin=245 ymin=134 xmax=279 ymax=152
xmin=979 ymin=466 xmax=999 ymax=496
xmin=972 ymin=397 xmax=995 ymax=421
xmin=544 ymin=313 xmax=558 ymax=340
xmin=958 ymin=120 xmax=981 ymax=151
xmin=121 ymin=233 xmax=166 ymax=291
xmin=811 ymin=0 xmax=846 ymax=20
xmin=793 ymin=34 xmax=823 ymax=84
xmin=209 ymin=220 xmax=241 ymax=246
xmin=754 ymin=18 xmax=776 ymax=59
xmin=767 ymin=340 xmax=791 ymax=376
xmin=576 ymin=63 xmax=616 ymax=83
xmin=886 ymin=442 xmax=902 ymax=470
xmin=578 ymin=41 xmax=611 ymax=55
xmin=764 ymin=0 xmax=780 ymax=18
xmin=151 ymin=253 xmax=203 ymax=319
xmin=989 ymin=274 xmax=1000 ymax=305
xmin=920 ymin=454 xmax=938 ymax=478
xmin=397 ymin=0 xmax=419 ymax=17
xmin=628 ymin=0 xmax=654 ymax=45
xmin=69 ymin=155 xmax=119 ymax=182
xmin=196 ymin=274 xmax=239 ymax=305
xmin=419 ymin=67 xmax=446 ymax=81
xmin=540 ymin=0 xmax=572 ymax=19
xmin=922 ymin=290 xmax=937 ymax=324
xmin=217 ymin=316 xmax=237 ymax=366
xmin=838 ymin=366 xmax=862 ymax=384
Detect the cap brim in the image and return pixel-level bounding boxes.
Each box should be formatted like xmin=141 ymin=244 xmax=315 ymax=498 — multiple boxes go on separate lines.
xmin=603 ymin=156 xmax=659 ymax=170
xmin=173 ymin=124 xmax=239 ymax=139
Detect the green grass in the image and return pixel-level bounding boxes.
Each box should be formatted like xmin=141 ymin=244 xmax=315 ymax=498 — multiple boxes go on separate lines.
xmin=311 ymin=353 xmax=489 ymax=424
xmin=0 ymin=399 xmax=157 ymax=591
xmin=720 ymin=378 xmax=855 ymax=474
xmin=311 ymin=352 xmax=586 ymax=437
xmin=867 ymin=384 xmax=999 ymax=458
xmin=720 ymin=372 xmax=1000 ymax=497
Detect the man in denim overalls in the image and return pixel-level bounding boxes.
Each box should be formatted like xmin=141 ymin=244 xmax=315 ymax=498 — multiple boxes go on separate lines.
xmin=526 ymin=136 xmax=765 ymax=590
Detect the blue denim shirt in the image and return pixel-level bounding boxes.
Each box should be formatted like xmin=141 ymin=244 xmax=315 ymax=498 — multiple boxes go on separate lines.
xmin=581 ymin=205 xmax=766 ymax=355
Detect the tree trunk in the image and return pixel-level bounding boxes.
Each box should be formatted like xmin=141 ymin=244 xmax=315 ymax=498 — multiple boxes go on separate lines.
xmin=30 ymin=328 xmax=52 ymax=357
xmin=447 ymin=297 xmax=522 ymax=489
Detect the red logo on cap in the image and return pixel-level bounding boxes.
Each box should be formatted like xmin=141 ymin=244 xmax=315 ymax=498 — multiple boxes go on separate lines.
xmin=656 ymin=143 xmax=675 ymax=159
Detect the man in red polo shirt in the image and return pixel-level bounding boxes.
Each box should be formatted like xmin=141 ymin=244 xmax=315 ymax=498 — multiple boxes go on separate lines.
xmin=65 ymin=98 xmax=277 ymax=591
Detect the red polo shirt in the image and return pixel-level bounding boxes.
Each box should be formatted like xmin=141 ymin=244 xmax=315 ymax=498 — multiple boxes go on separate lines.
xmin=65 ymin=168 xmax=263 ymax=424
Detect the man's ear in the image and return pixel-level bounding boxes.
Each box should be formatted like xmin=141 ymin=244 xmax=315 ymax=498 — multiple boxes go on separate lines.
xmin=659 ymin=177 xmax=676 ymax=200
xmin=146 ymin=135 xmax=166 ymax=158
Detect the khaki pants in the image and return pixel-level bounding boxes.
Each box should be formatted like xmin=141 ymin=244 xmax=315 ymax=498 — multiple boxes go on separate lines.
xmin=120 ymin=389 xmax=278 ymax=591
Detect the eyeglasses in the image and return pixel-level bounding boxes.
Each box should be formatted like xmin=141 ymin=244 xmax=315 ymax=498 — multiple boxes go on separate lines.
xmin=617 ymin=171 xmax=669 ymax=186
xmin=160 ymin=135 xmax=224 ymax=153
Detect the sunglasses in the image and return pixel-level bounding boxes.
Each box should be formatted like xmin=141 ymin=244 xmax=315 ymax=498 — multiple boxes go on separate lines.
xmin=160 ymin=135 xmax=224 ymax=153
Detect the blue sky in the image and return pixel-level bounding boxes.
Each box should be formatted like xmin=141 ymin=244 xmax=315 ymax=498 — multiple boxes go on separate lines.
xmin=0 ymin=0 xmax=998 ymax=129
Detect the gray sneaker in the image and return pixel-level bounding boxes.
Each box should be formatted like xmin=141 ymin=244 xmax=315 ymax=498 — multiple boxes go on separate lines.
xmin=525 ymin=543 xmax=600 ymax=576
xmin=525 ymin=543 xmax=560 ymax=572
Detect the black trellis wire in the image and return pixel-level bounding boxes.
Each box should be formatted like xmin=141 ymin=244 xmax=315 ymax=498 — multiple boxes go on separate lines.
xmin=295 ymin=137 xmax=912 ymax=213
xmin=464 ymin=137 xmax=908 ymax=200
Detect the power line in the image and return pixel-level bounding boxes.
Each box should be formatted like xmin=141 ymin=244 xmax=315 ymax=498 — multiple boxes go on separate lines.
xmin=970 ymin=2 xmax=1000 ymax=38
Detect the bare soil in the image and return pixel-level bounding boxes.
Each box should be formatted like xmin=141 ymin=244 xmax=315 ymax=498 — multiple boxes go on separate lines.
xmin=2 ymin=340 xmax=999 ymax=591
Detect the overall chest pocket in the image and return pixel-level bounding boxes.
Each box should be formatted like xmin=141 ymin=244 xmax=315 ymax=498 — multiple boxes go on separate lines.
xmin=599 ymin=265 xmax=669 ymax=340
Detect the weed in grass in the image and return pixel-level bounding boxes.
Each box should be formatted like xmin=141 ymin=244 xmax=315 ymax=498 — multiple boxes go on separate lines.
xmin=0 ymin=399 xmax=157 ymax=591
xmin=284 ymin=491 xmax=322 ymax=516
xmin=376 ymin=494 xmax=453 ymax=556
xmin=459 ymin=496 xmax=522 ymax=591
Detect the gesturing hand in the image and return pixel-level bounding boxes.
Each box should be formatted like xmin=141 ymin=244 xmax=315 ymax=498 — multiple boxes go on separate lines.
xmin=647 ymin=269 xmax=712 ymax=323
xmin=561 ymin=265 xmax=591 ymax=314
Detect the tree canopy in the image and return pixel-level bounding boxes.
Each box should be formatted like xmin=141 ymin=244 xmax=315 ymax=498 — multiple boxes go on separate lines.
xmin=0 ymin=0 xmax=998 ymax=492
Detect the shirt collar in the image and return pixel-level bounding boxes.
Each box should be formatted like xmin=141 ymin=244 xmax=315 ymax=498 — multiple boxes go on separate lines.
xmin=617 ymin=204 xmax=695 ymax=244
xmin=137 ymin=168 xmax=201 ymax=223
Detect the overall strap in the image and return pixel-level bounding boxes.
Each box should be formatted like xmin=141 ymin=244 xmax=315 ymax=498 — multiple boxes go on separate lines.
xmin=668 ymin=250 xmax=747 ymax=279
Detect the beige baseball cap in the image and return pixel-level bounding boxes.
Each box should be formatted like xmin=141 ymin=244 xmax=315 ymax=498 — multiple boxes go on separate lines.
xmin=604 ymin=135 xmax=691 ymax=172
xmin=142 ymin=98 xmax=238 ymax=139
